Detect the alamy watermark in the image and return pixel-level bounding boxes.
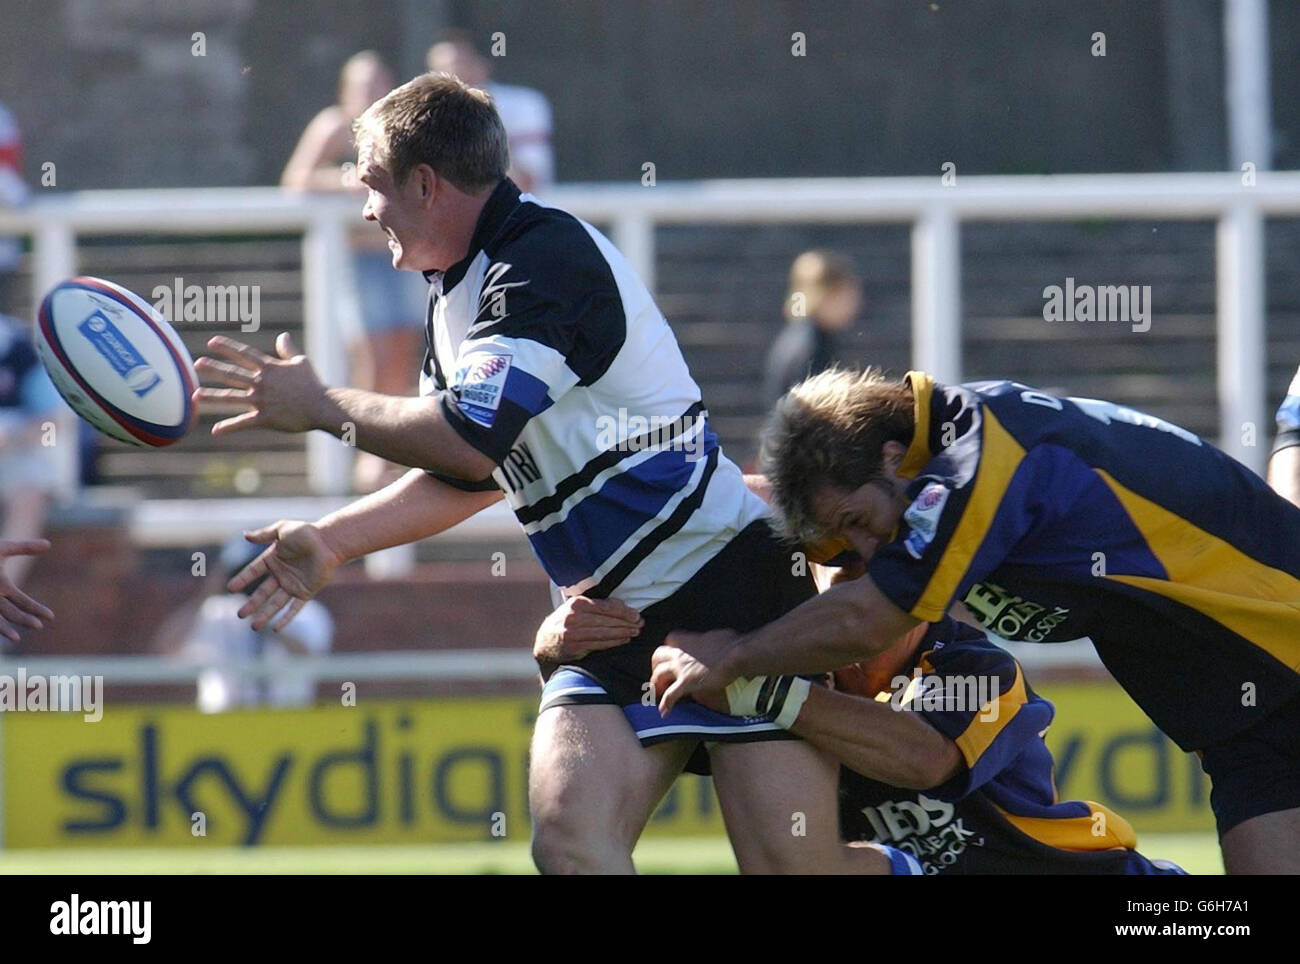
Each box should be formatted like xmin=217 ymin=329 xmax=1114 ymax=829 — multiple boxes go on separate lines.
xmin=0 ymin=669 xmax=103 ymax=722
xmin=152 ymin=277 xmax=260 ymax=332
xmin=1042 ymin=277 xmax=1151 ymax=332
xmin=594 ymin=407 xmax=709 ymax=462
xmin=889 ymin=669 xmax=1000 ymax=722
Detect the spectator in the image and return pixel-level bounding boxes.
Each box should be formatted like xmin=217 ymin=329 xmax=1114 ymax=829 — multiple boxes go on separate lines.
xmin=0 ymin=312 xmax=60 ymax=588
xmin=282 ymin=51 xmax=428 ymax=492
xmin=762 ymin=249 xmax=863 ymax=410
xmin=0 ymin=101 xmax=28 ymax=314
xmin=158 ymin=533 xmax=334 ymax=712
xmin=427 ymin=29 xmax=554 ymax=193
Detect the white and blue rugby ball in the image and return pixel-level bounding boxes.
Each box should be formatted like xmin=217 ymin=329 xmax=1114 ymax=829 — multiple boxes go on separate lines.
xmin=37 ymin=276 xmax=198 ymax=447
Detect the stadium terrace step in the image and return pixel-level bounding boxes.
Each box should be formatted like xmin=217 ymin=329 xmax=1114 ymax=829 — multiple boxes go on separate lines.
xmin=5 ymin=216 xmax=1299 ymax=497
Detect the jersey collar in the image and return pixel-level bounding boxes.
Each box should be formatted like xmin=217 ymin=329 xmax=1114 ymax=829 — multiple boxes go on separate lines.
xmin=423 ymin=177 xmax=522 ymax=292
xmin=898 ymin=370 xmax=936 ymax=479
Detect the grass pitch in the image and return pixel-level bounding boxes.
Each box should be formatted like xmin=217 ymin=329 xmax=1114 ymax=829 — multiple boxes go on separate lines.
xmin=0 ymin=832 xmax=1222 ymax=875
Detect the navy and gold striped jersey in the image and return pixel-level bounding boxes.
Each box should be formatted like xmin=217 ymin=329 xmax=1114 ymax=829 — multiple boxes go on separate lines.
xmin=839 ymin=618 xmax=1181 ymax=874
xmin=866 ymin=372 xmax=1300 ymax=752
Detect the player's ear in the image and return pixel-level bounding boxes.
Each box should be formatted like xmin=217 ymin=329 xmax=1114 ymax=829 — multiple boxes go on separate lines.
xmin=412 ymin=164 xmax=438 ymax=205
xmin=881 ymin=440 xmax=908 ymax=473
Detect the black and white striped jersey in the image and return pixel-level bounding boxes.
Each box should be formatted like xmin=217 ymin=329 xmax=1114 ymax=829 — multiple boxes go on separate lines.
xmin=420 ymin=179 xmax=768 ymax=608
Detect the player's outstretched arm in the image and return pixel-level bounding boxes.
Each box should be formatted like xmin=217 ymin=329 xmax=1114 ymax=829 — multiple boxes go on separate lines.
xmin=0 ymin=539 xmax=54 ymax=643
xmin=230 ymin=469 xmax=502 ymax=631
xmin=653 ymin=574 xmax=917 ymax=714
xmin=194 ymin=333 xmax=497 ymax=481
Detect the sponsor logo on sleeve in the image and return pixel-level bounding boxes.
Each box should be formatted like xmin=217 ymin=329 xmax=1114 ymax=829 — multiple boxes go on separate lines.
xmin=903 ymin=481 xmax=949 ymax=559
xmin=454 ymin=352 xmax=512 ymax=427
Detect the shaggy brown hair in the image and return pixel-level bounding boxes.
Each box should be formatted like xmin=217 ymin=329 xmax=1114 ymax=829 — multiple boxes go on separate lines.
xmin=760 ymin=367 xmax=915 ymax=541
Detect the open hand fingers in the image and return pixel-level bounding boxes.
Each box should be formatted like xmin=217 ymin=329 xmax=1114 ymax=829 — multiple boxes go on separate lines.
xmin=195 ymin=356 xmax=256 ymax=387
xmin=211 ymin=410 xmax=264 ymax=436
xmin=195 ymin=387 xmax=253 ymax=406
xmin=205 ymin=335 xmax=271 ymax=368
xmin=0 ymin=539 xmax=50 ymax=558
xmin=247 ymin=585 xmax=293 ymax=632
xmin=0 ymin=596 xmax=43 ymax=630
xmin=228 ymin=548 xmax=271 ymax=594
xmin=237 ymin=570 xmax=282 ymax=621
xmin=3 ymin=586 xmax=54 ymax=623
xmin=271 ymin=597 xmax=307 ymax=632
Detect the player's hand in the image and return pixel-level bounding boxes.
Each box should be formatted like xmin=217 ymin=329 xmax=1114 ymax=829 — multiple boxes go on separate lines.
xmin=0 ymin=539 xmax=54 ymax=643
xmin=194 ymin=333 xmax=329 ymax=436
xmin=533 ymin=595 xmax=643 ymax=663
xmin=229 ymin=521 xmax=343 ymax=631
xmin=650 ymin=628 xmax=742 ymax=716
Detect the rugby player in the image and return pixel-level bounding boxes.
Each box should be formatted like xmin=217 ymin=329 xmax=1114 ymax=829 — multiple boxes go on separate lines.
xmin=651 ymin=368 xmax=1300 ymax=874
xmin=545 ymin=593 xmax=1184 ymax=874
xmin=192 ymin=72 xmax=847 ymax=873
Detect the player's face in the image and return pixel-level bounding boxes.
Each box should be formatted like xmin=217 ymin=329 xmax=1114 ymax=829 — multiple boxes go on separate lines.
xmin=807 ymin=441 xmax=911 ymax=562
xmin=357 ymin=141 xmax=441 ymax=271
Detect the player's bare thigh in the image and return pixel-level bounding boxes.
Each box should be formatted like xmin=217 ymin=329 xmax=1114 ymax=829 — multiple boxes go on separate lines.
xmin=1219 ymin=807 xmax=1300 ymax=874
xmin=708 ymin=737 xmax=847 ymax=874
xmin=528 ymin=702 xmax=692 ymax=874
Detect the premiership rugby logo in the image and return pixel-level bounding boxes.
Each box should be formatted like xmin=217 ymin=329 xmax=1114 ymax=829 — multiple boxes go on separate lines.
xmin=455 ymin=351 xmax=512 ymax=428
xmin=903 ymin=481 xmax=949 ymax=558
xmin=469 ymin=355 xmax=509 ymax=381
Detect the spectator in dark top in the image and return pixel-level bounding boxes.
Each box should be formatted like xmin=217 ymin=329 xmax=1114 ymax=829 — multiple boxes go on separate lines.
xmin=0 ymin=101 xmax=27 ymax=314
xmin=763 ymin=250 xmax=862 ymax=409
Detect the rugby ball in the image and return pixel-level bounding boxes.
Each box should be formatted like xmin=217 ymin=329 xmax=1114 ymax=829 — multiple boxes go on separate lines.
xmin=36 ymin=276 xmax=197 ymax=447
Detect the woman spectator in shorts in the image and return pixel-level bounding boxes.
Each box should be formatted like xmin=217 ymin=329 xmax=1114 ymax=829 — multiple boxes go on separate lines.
xmin=281 ymin=51 xmax=428 ymax=492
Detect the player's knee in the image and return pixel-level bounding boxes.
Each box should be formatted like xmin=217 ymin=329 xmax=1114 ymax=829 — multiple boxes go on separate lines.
xmin=530 ymin=811 xmax=628 ymax=875
xmin=528 ymin=778 xmax=632 ymax=873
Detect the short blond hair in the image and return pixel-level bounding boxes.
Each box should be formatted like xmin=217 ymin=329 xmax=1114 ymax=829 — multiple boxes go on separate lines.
xmin=760 ymin=367 xmax=914 ymax=541
xmin=784 ymin=249 xmax=860 ymax=320
xmin=354 ymin=71 xmax=508 ymax=192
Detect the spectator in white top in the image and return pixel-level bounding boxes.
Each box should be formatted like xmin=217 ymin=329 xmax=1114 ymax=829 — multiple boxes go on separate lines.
xmin=160 ymin=533 xmax=334 ymax=712
xmin=427 ymin=29 xmax=554 ymax=193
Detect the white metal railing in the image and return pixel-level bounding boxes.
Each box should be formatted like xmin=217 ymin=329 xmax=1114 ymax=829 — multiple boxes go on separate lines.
xmin=0 ymin=650 xmax=539 ymax=685
xmin=2 ymin=171 xmax=1295 ymax=492
xmin=0 ymin=636 xmax=1098 ymax=689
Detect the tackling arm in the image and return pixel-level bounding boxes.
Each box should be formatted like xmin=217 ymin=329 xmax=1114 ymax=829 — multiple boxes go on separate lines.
xmin=724 ymin=574 xmax=919 ymax=679
xmin=789 ymin=685 xmax=962 ymax=790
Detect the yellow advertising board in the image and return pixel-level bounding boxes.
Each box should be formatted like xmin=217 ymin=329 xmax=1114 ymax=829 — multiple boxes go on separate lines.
xmin=1039 ymin=680 xmax=1214 ymax=833
xmin=0 ymin=680 xmax=1213 ymax=849
xmin=0 ymin=698 xmax=724 ymax=849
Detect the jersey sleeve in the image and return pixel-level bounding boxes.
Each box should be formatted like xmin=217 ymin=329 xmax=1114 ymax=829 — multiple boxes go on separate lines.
xmin=867 ymin=405 xmax=1048 ymax=622
xmin=908 ymin=626 xmax=1055 ymax=799
xmin=437 ymin=258 xmax=621 ymax=464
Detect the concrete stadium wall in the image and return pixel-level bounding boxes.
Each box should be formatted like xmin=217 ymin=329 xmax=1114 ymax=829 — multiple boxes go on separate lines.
xmin=0 ymin=0 xmax=1270 ymax=191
